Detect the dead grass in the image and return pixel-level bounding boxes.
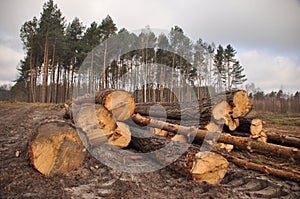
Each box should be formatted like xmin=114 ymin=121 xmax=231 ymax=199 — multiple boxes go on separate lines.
xmin=248 ymin=111 xmax=300 ymax=126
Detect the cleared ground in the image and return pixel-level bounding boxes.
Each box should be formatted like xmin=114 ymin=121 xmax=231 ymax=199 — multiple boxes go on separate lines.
xmin=0 ymin=102 xmax=299 ymax=198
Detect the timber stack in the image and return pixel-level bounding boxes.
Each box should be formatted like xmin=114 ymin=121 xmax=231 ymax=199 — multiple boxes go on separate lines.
xmin=29 ymin=89 xmax=300 ymax=183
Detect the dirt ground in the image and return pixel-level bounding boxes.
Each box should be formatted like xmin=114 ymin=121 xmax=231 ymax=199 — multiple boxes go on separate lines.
xmin=0 ymin=102 xmax=300 ymax=198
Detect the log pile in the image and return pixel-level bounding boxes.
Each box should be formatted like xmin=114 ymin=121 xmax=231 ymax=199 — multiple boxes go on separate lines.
xmin=29 ymin=89 xmax=300 ymax=184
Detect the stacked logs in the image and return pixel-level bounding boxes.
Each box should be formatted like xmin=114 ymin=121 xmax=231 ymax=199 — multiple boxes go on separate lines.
xmin=29 ymin=89 xmax=300 ymax=183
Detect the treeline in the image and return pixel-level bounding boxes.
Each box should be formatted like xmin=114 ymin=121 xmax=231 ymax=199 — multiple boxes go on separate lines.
xmin=249 ymin=89 xmax=300 ymax=113
xmin=13 ymin=0 xmax=247 ymax=103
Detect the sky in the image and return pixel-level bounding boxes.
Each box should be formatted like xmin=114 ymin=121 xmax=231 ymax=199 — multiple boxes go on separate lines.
xmin=0 ymin=0 xmax=299 ymax=93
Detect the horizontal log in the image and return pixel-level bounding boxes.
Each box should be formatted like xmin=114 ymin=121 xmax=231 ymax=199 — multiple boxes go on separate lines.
xmin=130 ymin=114 xmax=300 ymax=161
xmin=129 ymin=126 xmax=229 ymax=185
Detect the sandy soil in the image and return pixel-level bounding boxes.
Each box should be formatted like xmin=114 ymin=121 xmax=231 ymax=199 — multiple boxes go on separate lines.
xmin=0 ymin=103 xmax=299 ymax=198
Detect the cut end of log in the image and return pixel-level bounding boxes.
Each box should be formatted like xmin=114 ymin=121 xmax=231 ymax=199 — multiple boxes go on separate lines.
xmin=29 ymin=122 xmax=85 ymax=176
xmin=100 ymin=90 xmax=135 ymax=121
xmin=171 ymin=134 xmax=187 ymax=143
xmin=232 ymin=90 xmax=253 ymax=118
xmin=110 ymin=122 xmax=131 ymax=148
xmin=75 ymin=105 xmax=131 ymax=148
xmin=75 ymin=105 xmax=116 ymax=146
xmin=191 ymin=152 xmax=229 ymax=185
xmin=205 ymin=122 xmax=221 ymax=132
xmin=212 ymin=101 xmax=232 ymax=125
xmin=250 ymin=119 xmax=263 ymax=136
xmin=150 ymin=128 xmax=168 ymax=137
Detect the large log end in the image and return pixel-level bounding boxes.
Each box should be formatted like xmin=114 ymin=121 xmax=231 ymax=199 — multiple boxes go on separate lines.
xmin=97 ymin=90 xmax=135 ymax=121
xmin=191 ymin=152 xmax=229 ymax=185
xmin=29 ymin=122 xmax=85 ymax=176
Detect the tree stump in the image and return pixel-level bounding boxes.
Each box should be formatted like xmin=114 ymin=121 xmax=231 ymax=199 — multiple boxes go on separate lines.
xmin=29 ymin=121 xmax=85 ymax=176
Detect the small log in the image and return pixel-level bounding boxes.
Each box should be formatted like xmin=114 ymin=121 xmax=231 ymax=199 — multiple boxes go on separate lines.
xmin=129 ymin=127 xmax=229 ymax=185
xmin=75 ymin=104 xmax=131 ymax=148
xmin=95 ymin=90 xmax=135 ymax=121
xmin=29 ymin=121 xmax=85 ymax=176
xmin=221 ymin=153 xmax=300 ymax=182
xmin=233 ymin=118 xmax=263 ymax=136
xmin=131 ymin=114 xmax=300 ymax=160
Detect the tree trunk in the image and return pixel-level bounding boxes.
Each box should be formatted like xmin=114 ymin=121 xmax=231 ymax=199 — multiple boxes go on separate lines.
xmin=41 ymin=35 xmax=49 ymax=103
xmin=95 ymin=89 xmax=135 ymax=121
xmin=221 ymin=153 xmax=300 ymax=182
xmin=102 ymin=40 xmax=108 ymax=89
xmin=129 ymin=127 xmax=229 ymax=185
xmin=29 ymin=121 xmax=85 ymax=176
xmin=73 ymin=104 xmax=131 ymax=148
xmin=224 ymin=90 xmax=253 ymax=118
xmin=89 ymin=49 xmax=94 ymax=94
xmin=29 ymin=46 xmax=35 ymax=103
xmin=130 ymin=114 xmax=300 ymax=161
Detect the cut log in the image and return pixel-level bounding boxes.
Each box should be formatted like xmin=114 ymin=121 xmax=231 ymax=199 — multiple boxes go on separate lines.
xmin=112 ymin=122 xmax=131 ymax=148
xmin=221 ymin=153 xmax=300 ymax=182
xmin=131 ymin=114 xmax=300 ymax=160
xmin=135 ymin=100 xmax=211 ymax=122
xmin=29 ymin=121 xmax=85 ymax=176
xmin=232 ymin=118 xmax=263 ymax=136
xmin=95 ymin=90 xmax=135 ymax=121
xmin=224 ymin=90 xmax=253 ymax=118
xmin=266 ymin=131 xmax=300 ymax=148
xmin=75 ymin=104 xmax=131 ymax=148
xmin=129 ymin=127 xmax=229 ymax=185
xmin=212 ymin=101 xmax=232 ymax=125
xmin=75 ymin=104 xmax=116 ymax=146
xmin=135 ymin=90 xmax=252 ymax=131
xmin=191 ymin=152 xmax=229 ymax=184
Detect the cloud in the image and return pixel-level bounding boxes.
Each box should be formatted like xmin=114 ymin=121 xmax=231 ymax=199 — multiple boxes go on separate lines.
xmin=0 ymin=45 xmax=23 ymax=82
xmin=239 ymin=50 xmax=300 ymax=93
xmin=0 ymin=0 xmax=299 ymax=93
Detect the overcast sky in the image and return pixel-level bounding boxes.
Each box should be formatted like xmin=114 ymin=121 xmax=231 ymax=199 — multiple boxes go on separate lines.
xmin=0 ymin=0 xmax=299 ymax=93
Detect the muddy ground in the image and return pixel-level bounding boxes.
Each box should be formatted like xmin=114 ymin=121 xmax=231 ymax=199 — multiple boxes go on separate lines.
xmin=0 ymin=102 xmax=299 ymax=198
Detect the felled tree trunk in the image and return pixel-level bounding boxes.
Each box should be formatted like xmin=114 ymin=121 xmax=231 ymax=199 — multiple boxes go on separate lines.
xmin=74 ymin=104 xmax=131 ymax=148
xmin=129 ymin=127 xmax=229 ymax=185
xmin=221 ymin=153 xmax=300 ymax=182
xmin=224 ymin=90 xmax=253 ymax=118
xmin=95 ymin=89 xmax=135 ymax=121
xmin=135 ymin=90 xmax=253 ymax=131
xmin=131 ymin=114 xmax=300 ymax=161
xmin=265 ymin=131 xmax=300 ymax=148
xmin=29 ymin=121 xmax=85 ymax=176
xmin=229 ymin=118 xmax=300 ymax=148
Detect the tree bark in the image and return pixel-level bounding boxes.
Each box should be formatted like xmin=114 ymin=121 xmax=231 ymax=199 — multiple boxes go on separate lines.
xmin=41 ymin=34 xmax=49 ymax=103
xmin=129 ymin=126 xmax=229 ymax=185
xmin=221 ymin=153 xmax=300 ymax=182
xmin=130 ymin=114 xmax=300 ymax=161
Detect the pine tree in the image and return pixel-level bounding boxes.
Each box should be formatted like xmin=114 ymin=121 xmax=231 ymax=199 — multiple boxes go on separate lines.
xmin=82 ymin=21 xmax=101 ymax=93
xmin=231 ymin=61 xmax=247 ymax=88
xmin=38 ymin=0 xmax=65 ymax=102
xmin=99 ymin=15 xmax=117 ymax=89
xmin=214 ymin=45 xmax=225 ymax=92
xmin=65 ymin=17 xmax=85 ymax=99
xmin=20 ymin=17 xmax=38 ymax=102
